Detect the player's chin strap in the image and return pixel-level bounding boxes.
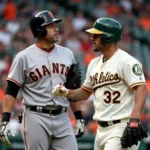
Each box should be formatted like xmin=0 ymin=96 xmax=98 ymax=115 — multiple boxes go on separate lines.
xmin=74 ymin=111 xmax=85 ymax=138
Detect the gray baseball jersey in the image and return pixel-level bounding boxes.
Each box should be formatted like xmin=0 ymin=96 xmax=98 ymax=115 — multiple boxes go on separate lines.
xmin=7 ymin=44 xmax=76 ymax=107
xmin=7 ymin=43 xmax=78 ymax=150
xmin=82 ymin=49 xmax=146 ymax=121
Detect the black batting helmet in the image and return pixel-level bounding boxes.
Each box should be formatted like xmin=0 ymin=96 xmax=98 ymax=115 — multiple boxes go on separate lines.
xmin=29 ymin=10 xmax=62 ymax=37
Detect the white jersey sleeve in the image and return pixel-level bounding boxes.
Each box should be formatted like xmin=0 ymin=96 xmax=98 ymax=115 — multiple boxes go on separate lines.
xmin=7 ymin=52 xmax=26 ymax=86
xmin=119 ymin=57 xmax=146 ymax=88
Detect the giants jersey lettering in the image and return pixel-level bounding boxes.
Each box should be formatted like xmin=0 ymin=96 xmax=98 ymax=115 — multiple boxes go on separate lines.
xmin=7 ymin=44 xmax=76 ymax=107
xmin=82 ymin=49 xmax=146 ymax=121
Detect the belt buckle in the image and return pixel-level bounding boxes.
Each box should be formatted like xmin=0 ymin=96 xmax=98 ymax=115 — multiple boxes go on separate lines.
xmin=49 ymin=110 xmax=53 ymax=115
xmin=49 ymin=107 xmax=57 ymax=115
xmin=37 ymin=106 xmax=42 ymax=113
xmin=108 ymin=121 xmax=113 ymax=126
xmin=62 ymin=107 xmax=65 ymax=113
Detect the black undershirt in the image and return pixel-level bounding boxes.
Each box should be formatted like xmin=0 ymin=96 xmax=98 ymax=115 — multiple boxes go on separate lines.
xmin=5 ymin=80 xmax=20 ymax=98
xmin=36 ymin=42 xmax=55 ymax=51
xmin=42 ymin=44 xmax=54 ymax=51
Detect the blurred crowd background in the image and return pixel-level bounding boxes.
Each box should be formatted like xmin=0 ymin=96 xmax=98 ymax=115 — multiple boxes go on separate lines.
xmin=0 ymin=0 xmax=150 ymax=149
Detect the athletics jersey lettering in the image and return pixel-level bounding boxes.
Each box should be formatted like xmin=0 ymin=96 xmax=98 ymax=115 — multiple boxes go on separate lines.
xmin=91 ymin=71 xmax=121 ymax=90
xmin=29 ymin=63 xmax=69 ymax=81
xmin=82 ymin=49 xmax=146 ymax=121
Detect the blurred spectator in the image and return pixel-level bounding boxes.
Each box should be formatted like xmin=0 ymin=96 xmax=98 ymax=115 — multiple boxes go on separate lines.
xmin=143 ymin=102 xmax=150 ymax=129
xmin=0 ymin=102 xmax=2 ymax=119
xmin=60 ymin=12 xmax=75 ymax=40
xmin=10 ymin=115 xmax=21 ymax=135
xmin=0 ymin=24 xmax=12 ymax=46
xmin=65 ymin=32 xmax=81 ymax=54
xmin=72 ymin=11 xmax=87 ymax=31
xmin=80 ymin=33 xmax=92 ymax=53
xmin=120 ymin=0 xmax=132 ymax=13
xmin=6 ymin=19 xmax=20 ymax=35
xmin=92 ymin=1 xmax=108 ymax=18
xmin=3 ymin=0 xmax=17 ymax=21
xmin=146 ymin=80 xmax=150 ymax=94
xmin=0 ymin=72 xmax=7 ymax=102
xmin=131 ymin=0 xmax=145 ymax=17
xmin=83 ymin=52 xmax=99 ymax=67
xmin=0 ymin=54 xmax=11 ymax=75
xmin=139 ymin=12 xmax=150 ymax=31
xmin=17 ymin=0 xmax=34 ymax=18
xmin=107 ymin=0 xmax=122 ymax=17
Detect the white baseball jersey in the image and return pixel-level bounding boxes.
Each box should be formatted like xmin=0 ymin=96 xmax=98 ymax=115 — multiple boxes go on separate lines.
xmin=7 ymin=44 xmax=76 ymax=107
xmin=82 ymin=49 xmax=146 ymax=121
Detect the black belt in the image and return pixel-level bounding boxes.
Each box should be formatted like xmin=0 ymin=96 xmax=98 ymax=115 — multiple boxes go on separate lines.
xmin=97 ymin=120 xmax=121 ymax=128
xmin=28 ymin=106 xmax=67 ymax=115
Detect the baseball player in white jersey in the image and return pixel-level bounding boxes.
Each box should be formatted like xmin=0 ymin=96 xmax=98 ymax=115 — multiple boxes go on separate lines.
xmin=52 ymin=18 xmax=148 ymax=150
xmin=0 ymin=10 xmax=85 ymax=150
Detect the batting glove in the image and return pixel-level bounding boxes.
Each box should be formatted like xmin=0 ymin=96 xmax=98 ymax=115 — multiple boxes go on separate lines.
xmin=0 ymin=121 xmax=15 ymax=145
xmin=75 ymin=119 xmax=85 ymax=138
xmin=52 ymin=84 xmax=68 ymax=97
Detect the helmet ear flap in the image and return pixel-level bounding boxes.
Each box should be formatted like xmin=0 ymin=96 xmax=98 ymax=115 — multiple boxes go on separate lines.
xmin=30 ymin=17 xmax=47 ymax=37
xmin=101 ymin=34 xmax=109 ymax=45
xmin=101 ymin=34 xmax=114 ymax=45
xmin=36 ymin=26 xmax=47 ymax=37
xmin=101 ymin=34 xmax=105 ymax=45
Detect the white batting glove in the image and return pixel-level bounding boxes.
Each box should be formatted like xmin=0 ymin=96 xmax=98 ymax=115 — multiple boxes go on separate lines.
xmin=0 ymin=121 xmax=15 ymax=145
xmin=75 ymin=119 xmax=85 ymax=138
xmin=52 ymin=84 xmax=68 ymax=97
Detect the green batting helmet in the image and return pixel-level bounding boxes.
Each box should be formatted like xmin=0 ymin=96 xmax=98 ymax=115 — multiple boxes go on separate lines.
xmin=86 ymin=18 xmax=123 ymax=45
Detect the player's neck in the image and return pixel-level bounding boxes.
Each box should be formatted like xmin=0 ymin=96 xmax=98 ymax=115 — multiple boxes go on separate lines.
xmin=37 ymin=41 xmax=54 ymax=50
xmin=103 ymin=46 xmax=118 ymax=60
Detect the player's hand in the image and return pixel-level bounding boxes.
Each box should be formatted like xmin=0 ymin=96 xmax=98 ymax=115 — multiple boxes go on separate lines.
xmin=75 ymin=119 xmax=85 ymax=138
xmin=0 ymin=121 xmax=15 ymax=145
xmin=52 ymin=84 xmax=68 ymax=97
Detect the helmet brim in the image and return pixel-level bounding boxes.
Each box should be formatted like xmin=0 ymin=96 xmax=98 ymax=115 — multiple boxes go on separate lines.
xmin=41 ymin=19 xmax=62 ymax=26
xmin=85 ymin=28 xmax=103 ymax=34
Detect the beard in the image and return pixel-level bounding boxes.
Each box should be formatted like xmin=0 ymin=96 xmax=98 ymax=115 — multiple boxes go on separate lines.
xmin=52 ymin=35 xmax=59 ymax=43
xmin=93 ymin=44 xmax=104 ymax=52
xmin=52 ymin=39 xmax=58 ymax=43
xmin=45 ymin=36 xmax=58 ymax=43
xmin=93 ymin=48 xmax=99 ymax=52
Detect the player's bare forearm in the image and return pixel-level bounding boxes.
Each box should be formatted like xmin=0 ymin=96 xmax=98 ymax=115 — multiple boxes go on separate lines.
xmin=67 ymin=88 xmax=92 ymax=101
xmin=131 ymin=84 xmax=148 ymax=118
xmin=3 ymin=95 xmax=16 ymax=113
xmin=70 ymin=101 xmax=81 ymax=112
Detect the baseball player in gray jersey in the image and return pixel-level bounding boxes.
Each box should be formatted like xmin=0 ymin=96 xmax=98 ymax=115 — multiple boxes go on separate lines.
xmin=0 ymin=10 xmax=85 ymax=150
xmin=52 ymin=18 xmax=148 ymax=150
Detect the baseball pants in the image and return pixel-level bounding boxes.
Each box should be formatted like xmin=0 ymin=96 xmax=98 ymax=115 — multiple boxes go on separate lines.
xmin=94 ymin=119 xmax=140 ymax=150
xmin=21 ymin=109 xmax=78 ymax=150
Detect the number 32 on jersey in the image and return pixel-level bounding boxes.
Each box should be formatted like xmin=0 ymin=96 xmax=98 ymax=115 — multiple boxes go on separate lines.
xmin=104 ymin=91 xmax=121 ymax=104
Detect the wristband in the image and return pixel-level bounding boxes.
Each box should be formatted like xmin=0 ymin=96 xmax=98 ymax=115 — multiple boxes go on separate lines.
xmin=129 ymin=118 xmax=140 ymax=128
xmin=2 ymin=112 xmax=11 ymax=122
xmin=74 ymin=111 xmax=83 ymax=119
